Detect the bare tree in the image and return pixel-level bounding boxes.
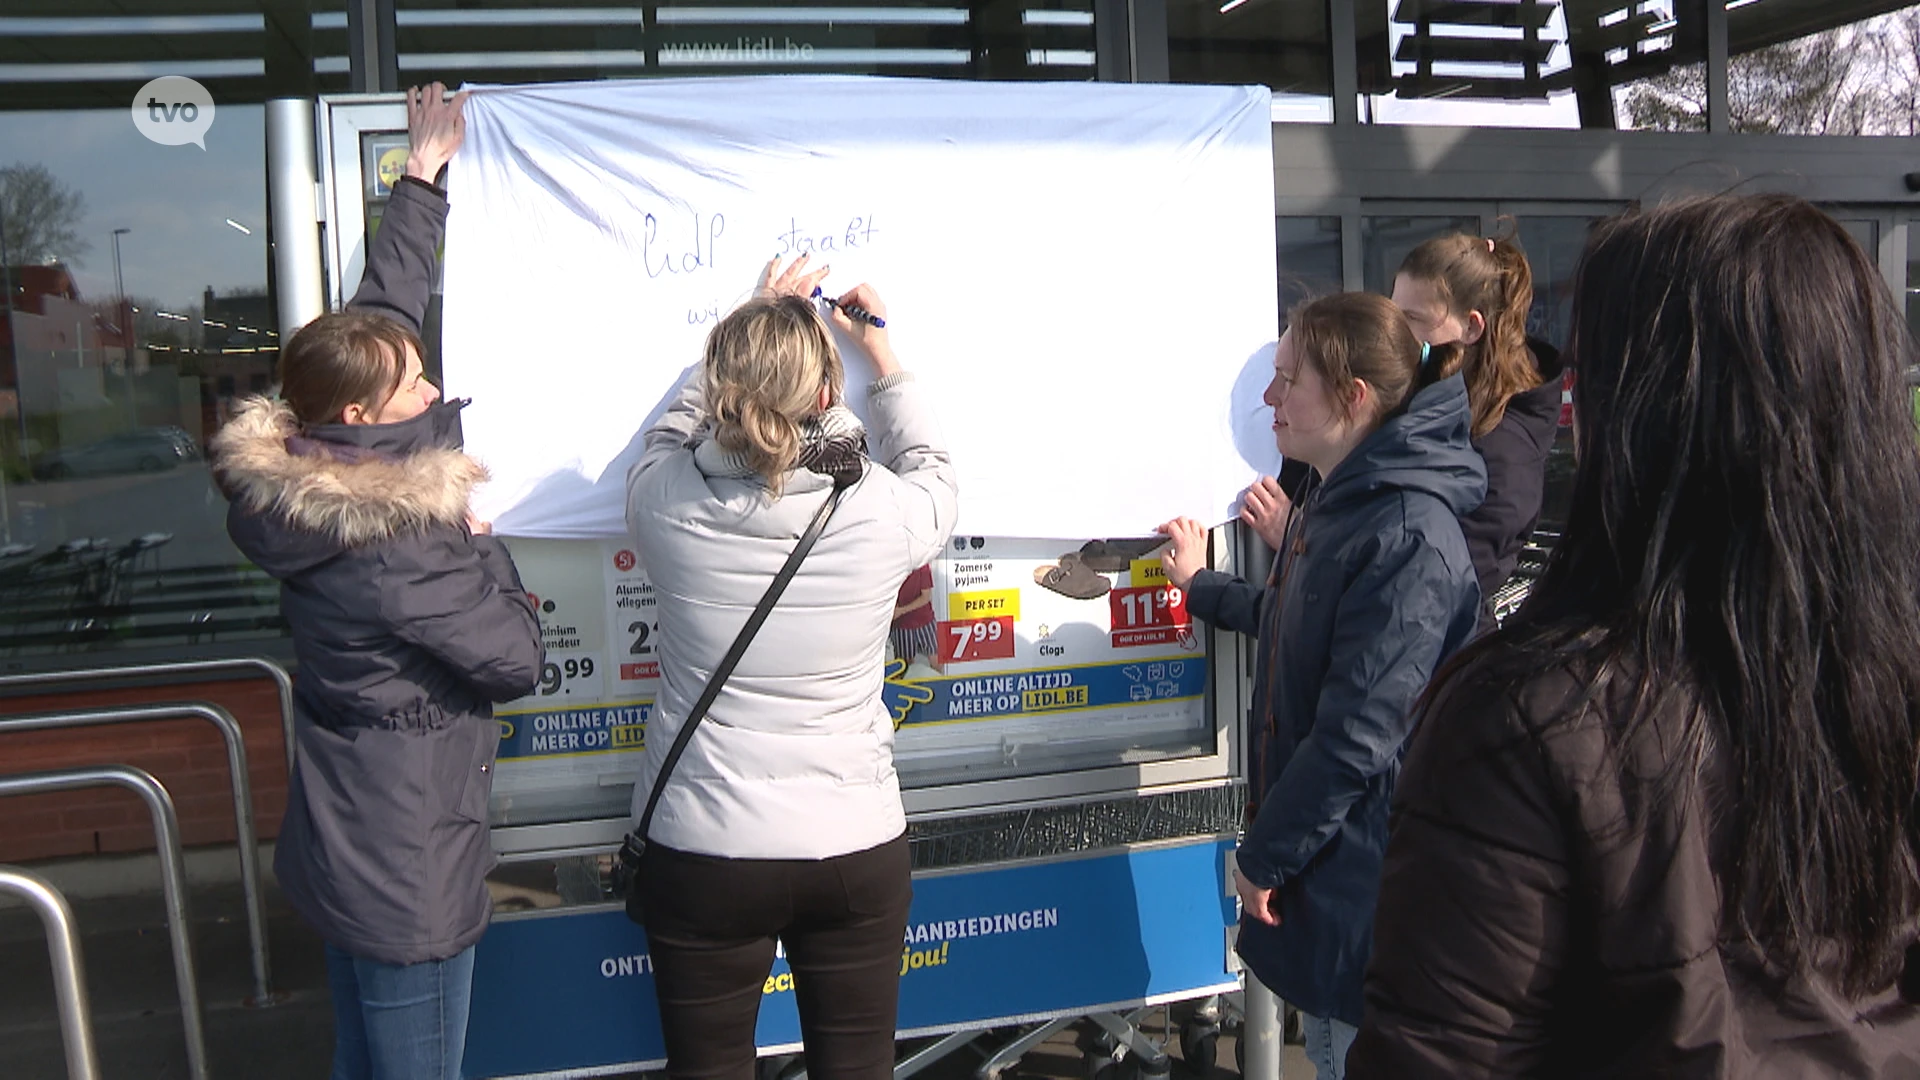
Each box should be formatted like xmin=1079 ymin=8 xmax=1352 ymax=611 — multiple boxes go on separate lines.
xmin=1623 ymin=10 xmax=1920 ymax=135
xmin=0 ymin=163 xmax=89 ymax=266
xmin=1863 ymin=8 xmax=1920 ymax=135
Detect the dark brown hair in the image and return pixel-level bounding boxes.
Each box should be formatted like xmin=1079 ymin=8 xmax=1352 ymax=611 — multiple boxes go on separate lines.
xmin=1439 ymin=194 xmax=1920 ymax=995
xmin=1399 ymin=229 xmax=1538 ymax=438
xmin=278 ymin=312 xmax=420 ymax=425
xmin=1288 ymin=292 xmax=1462 ymax=425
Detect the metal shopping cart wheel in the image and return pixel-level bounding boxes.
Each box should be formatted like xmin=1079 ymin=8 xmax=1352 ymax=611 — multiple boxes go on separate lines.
xmin=1178 ymin=1019 xmax=1218 ymax=1077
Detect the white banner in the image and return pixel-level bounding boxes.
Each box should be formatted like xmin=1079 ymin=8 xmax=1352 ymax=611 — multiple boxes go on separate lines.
xmin=443 ymin=75 xmax=1279 ymax=538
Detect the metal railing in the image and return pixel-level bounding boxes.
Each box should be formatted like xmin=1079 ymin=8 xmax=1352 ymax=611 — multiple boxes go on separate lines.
xmin=0 ymin=657 xmax=297 ymax=777
xmin=0 ymin=703 xmax=275 ymax=1007
xmin=0 ymin=865 xmax=101 ymax=1080
xmin=0 ymin=766 xmax=205 ymax=1080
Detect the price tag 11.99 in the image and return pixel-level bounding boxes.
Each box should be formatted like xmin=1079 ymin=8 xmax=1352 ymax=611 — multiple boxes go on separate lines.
xmin=1108 ymin=585 xmax=1191 ymax=649
xmin=937 ymin=615 xmax=1017 ymax=666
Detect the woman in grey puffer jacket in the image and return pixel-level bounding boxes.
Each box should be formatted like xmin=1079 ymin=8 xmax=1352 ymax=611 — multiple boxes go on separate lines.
xmin=625 ymin=262 xmax=957 ymax=1080
xmin=211 ymin=85 xmax=543 ymax=1080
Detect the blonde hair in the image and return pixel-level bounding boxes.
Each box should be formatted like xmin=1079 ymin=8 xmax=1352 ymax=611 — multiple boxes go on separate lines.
xmin=1398 ymin=226 xmax=1539 ymax=439
xmin=702 ymin=295 xmax=843 ymax=495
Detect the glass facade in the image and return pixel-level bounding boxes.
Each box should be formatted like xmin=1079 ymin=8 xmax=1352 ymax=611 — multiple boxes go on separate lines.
xmin=1169 ymin=0 xmax=1333 ymax=121
xmin=387 ymin=1 xmax=1099 ymax=83
xmin=0 ymin=4 xmax=338 ymax=664
xmin=2 ymin=1 xmax=1917 ymax=667
xmin=1508 ymin=214 xmax=1596 ymax=350
xmin=1360 ymin=214 xmax=1480 ymax=294
xmin=1277 ymin=215 xmax=1343 ymax=312
xmin=1362 ymin=0 xmax=1581 ymax=127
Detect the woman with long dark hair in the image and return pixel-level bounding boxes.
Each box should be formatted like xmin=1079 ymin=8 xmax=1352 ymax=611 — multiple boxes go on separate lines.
xmin=1349 ymin=195 xmax=1920 ymax=1076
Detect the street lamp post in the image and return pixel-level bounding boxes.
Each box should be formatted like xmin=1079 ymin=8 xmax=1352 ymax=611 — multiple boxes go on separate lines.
xmin=111 ymin=227 xmax=133 ymax=426
xmin=0 ymin=196 xmax=24 ymax=452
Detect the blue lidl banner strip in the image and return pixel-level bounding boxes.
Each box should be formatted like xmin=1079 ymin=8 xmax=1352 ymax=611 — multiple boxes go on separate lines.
xmin=496 ymin=701 xmax=652 ymax=761
xmin=464 ymin=837 xmax=1237 ymax=1079
xmin=891 ymin=657 xmax=1208 ymax=729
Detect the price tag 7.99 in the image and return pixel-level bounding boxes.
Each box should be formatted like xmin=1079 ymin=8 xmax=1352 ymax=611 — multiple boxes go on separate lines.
xmin=937 ymin=616 xmax=1016 ymax=665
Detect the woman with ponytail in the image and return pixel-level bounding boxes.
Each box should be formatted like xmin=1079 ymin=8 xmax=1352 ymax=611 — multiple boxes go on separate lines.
xmin=1156 ymin=292 xmax=1485 ymax=1079
xmin=1392 ymin=230 xmax=1561 ymax=633
xmin=623 ymin=259 xmax=958 ymax=1079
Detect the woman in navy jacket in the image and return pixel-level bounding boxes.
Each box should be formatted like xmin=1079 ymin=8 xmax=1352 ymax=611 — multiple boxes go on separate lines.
xmin=1158 ymin=292 xmax=1484 ymax=1079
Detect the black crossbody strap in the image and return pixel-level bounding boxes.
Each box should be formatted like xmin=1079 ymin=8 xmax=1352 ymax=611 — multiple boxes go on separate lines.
xmin=634 ymin=476 xmax=850 ymax=844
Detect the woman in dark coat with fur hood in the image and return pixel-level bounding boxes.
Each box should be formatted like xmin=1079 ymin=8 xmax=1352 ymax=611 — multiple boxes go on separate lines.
xmin=211 ymin=85 xmax=543 ymax=1080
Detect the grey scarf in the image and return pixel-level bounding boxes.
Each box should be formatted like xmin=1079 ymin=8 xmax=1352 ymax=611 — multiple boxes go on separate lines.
xmin=692 ymin=404 xmax=869 ymax=487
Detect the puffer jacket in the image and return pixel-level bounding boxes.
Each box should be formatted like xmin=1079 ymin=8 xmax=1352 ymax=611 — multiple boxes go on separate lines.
xmin=1460 ymin=339 xmax=1564 ymax=634
xmin=1350 ymin=660 xmax=1920 ymax=1077
xmin=1186 ymin=372 xmax=1486 ymax=1026
xmin=213 ymin=175 xmax=545 ymax=965
xmin=624 ymin=371 xmax=957 ymax=861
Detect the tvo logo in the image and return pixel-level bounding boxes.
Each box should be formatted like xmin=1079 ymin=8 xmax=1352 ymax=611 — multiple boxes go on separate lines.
xmin=131 ymin=76 xmax=216 ymax=149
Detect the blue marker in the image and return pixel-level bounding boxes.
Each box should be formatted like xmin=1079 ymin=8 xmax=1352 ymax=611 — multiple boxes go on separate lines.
xmin=811 ymin=287 xmax=887 ymax=329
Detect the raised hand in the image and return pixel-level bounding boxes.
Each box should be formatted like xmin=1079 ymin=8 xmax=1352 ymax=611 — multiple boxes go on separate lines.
xmin=405 ymin=82 xmax=469 ymax=183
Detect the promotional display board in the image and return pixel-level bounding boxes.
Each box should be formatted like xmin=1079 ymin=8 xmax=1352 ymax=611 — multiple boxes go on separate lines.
xmin=465 ymin=838 xmax=1238 ymax=1079
xmin=314 ymin=82 xmax=1255 ymax=1080
xmin=490 ymin=532 xmax=1211 ymax=822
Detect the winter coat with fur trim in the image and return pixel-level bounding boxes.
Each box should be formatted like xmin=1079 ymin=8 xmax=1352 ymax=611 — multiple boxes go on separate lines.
xmin=212 ymin=175 xmax=544 ymax=965
xmin=216 ymin=396 xmax=543 ymax=964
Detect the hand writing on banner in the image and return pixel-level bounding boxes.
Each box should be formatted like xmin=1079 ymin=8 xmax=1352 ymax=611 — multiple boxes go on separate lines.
xmin=827 ymin=283 xmax=898 ymax=377
xmin=882 ymin=658 xmax=935 ymax=729
xmin=759 ymin=253 xmax=833 ymax=301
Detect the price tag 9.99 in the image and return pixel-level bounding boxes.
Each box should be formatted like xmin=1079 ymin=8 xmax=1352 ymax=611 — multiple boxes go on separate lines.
xmin=537 ymin=653 xmax=604 ymax=699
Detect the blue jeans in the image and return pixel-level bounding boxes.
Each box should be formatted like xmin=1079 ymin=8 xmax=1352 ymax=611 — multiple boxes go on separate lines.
xmin=1301 ymin=1012 xmax=1357 ymax=1080
xmin=325 ymin=943 xmax=476 ymax=1080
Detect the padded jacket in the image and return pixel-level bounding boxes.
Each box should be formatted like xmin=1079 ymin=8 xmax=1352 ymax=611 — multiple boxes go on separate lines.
xmin=1460 ymin=340 xmax=1563 ymax=634
xmin=214 ymin=177 xmax=544 ymax=964
xmin=1350 ymin=660 xmax=1920 ymax=1078
xmin=624 ymin=370 xmax=958 ymax=861
xmin=1186 ymin=372 xmax=1486 ymax=1026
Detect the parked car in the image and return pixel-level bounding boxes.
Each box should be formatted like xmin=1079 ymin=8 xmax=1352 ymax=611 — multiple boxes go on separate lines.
xmin=32 ymin=428 xmax=200 ymax=480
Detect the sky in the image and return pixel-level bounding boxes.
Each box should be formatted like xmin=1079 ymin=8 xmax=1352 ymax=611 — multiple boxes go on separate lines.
xmin=0 ymin=104 xmax=271 ymax=316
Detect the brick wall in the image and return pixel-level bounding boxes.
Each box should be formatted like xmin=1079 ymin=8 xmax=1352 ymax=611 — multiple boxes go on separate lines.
xmin=0 ymin=679 xmax=289 ymax=863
